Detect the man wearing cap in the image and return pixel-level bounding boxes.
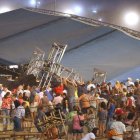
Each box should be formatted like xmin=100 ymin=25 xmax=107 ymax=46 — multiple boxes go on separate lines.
xmin=126 ymin=77 xmax=134 ymax=87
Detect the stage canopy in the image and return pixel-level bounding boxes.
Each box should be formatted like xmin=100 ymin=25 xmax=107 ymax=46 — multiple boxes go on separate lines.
xmin=0 ymin=8 xmax=140 ymax=81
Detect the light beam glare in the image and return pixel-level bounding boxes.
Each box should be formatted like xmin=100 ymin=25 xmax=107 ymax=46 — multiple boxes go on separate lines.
xmin=64 ymin=9 xmax=74 ymax=15
xmin=74 ymin=6 xmax=83 ymax=14
xmin=92 ymin=10 xmax=97 ymax=13
xmin=30 ymin=0 xmax=36 ymax=6
xmin=0 ymin=7 xmax=11 ymax=13
xmin=124 ymin=11 xmax=139 ymax=26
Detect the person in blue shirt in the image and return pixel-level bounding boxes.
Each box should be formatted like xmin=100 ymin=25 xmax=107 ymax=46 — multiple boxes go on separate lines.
xmin=107 ymin=98 xmax=116 ymax=128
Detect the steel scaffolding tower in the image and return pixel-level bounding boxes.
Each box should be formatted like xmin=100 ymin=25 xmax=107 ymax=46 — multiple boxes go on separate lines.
xmin=26 ymin=43 xmax=82 ymax=88
xmin=26 ymin=48 xmax=45 ymax=79
xmin=39 ymin=43 xmax=67 ymax=87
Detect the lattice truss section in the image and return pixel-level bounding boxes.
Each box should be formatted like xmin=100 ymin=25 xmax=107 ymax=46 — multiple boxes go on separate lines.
xmin=54 ymin=64 xmax=82 ymax=83
xmin=26 ymin=43 xmax=83 ymax=87
xmin=39 ymin=43 xmax=82 ymax=87
xmin=26 ymin=48 xmax=45 ymax=78
xmin=93 ymin=68 xmax=107 ymax=84
xmin=25 ymin=7 xmax=140 ymax=40
xmin=39 ymin=43 xmax=67 ymax=87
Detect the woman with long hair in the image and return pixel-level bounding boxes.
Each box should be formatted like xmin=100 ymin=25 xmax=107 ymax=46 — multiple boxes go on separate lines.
xmin=72 ymin=111 xmax=84 ymax=140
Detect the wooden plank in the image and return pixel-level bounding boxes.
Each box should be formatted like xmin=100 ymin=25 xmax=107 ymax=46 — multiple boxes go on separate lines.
xmin=0 ymin=135 xmax=11 ymax=138
xmin=0 ymin=115 xmax=11 ymax=118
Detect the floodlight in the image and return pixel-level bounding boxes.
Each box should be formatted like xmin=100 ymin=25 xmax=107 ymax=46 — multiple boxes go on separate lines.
xmin=0 ymin=7 xmax=10 ymax=13
xmin=64 ymin=9 xmax=74 ymax=15
xmin=124 ymin=11 xmax=139 ymax=26
xmin=64 ymin=9 xmax=74 ymax=17
xmin=92 ymin=10 xmax=97 ymax=13
xmin=74 ymin=6 xmax=83 ymax=14
xmin=9 ymin=65 xmax=18 ymax=69
xmin=30 ymin=0 xmax=36 ymax=6
xmin=98 ymin=18 xmax=102 ymax=21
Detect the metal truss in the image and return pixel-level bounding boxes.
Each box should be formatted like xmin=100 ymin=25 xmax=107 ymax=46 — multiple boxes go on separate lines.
xmin=93 ymin=68 xmax=107 ymax=84
xmin=39 ymin=43 xmax=82 ymax=87
xmin=26 ymin=43 xmax=82 ymax=87
xmin=47 ymin=43 xmax=67 ymax=64
xmin=26 ymin=48 xmax=45 ymax=79
xmin=54 ymin=64 xmax=82 ymax=83
xmin=39 ymin=43 xmax=67 ymax=87
xmin=25 ymin=7 xmax=140 ymax=40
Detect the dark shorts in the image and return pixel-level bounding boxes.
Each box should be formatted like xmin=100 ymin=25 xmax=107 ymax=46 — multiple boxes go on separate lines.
xmin=73 ymin=129 xmax=83 ymax=134
xmin=82 ymin=107 xmax=90 ymax=114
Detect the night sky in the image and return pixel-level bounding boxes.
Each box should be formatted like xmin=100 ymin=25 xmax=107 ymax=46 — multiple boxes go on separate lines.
xmin=0 ymin=0 xmax=139 ymax=31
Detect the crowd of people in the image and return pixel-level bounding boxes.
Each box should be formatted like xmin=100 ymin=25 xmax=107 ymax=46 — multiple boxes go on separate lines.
xmin=0 ymin=77 xmax=140 ymax=140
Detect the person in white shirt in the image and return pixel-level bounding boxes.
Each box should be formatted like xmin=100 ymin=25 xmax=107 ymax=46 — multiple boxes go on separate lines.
xmin=126 ymin=77 xmax=134 ymax=87
xmin=1 ymin=86 xmax=11 ymax=98
xmin=38 ymin=91 xmax=44 ymax=99
xmin=110 ymin=115 xmax=126 ymax=140
xmin=81 ymin=127 xmax=99 ymax=140
xmin=13 ymin=102 xmax=26 ymax=131
xmin=23 ymin=90 xmax=31 ymax=98
xmin=87 ymin=81 xmax=96 ymax=92
xmin=53 ymin=95 xmax=63 ymax=105
xmin=130 ymin=95 xmax=136 ymax=108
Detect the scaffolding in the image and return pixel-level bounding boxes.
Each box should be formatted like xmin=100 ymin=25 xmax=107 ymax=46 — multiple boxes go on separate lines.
xmin=26 ymin=43 xmax=82 ymax=87
xmin=54 ymin=64 xmax=82 ymax=83
xmin=39 ymin=43 xmax=67 ymax=87
xmin=93 ymin=68 xmax=107 ymax=84
xmin=26 ymin=48 xmax=45 ymax=79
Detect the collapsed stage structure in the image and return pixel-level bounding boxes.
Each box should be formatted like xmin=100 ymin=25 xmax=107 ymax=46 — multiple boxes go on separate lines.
xmin=0 ymin=7 xmax=140 ymax=81
xmin=0 ymin=7 xmax=140 ymax=139
xmin=0 ymin=7 xmax=140 ymax=90
xmin=26 ymin=42 xmax=83 ymax=87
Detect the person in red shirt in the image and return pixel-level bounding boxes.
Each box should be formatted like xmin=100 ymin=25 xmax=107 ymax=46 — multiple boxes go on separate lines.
xmin=53 ymin=78 xmax=65 ymax=95
xmin=115 ymin=103 xmax=125 ymax=116
xmin=53 ymin=83 xmax=64 ymax=95
xmin=1 ymin=92 xmax=12 ymax=130
xmin=18 ymin=93 xmax=24 ymax=105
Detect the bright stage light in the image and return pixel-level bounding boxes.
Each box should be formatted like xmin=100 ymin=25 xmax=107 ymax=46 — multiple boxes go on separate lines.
xmin=9 ymin=65 xmax=18 ymax=69
xmin=30 ymin=0 xmax=36 ymax=6
xmin=64 ymin=5 xmax=82 ymax=16
xmin=29 ymin=0 xmax=41 ymax=8
xmin=74 ymin=6 xmax=83 ymax=14
xmin=92 ymin=10 xmax=97 ymax=13
xmin=124 ymin=11 xmax=139 ymax=26
xmin=64 ymin=9 xmax=74 ymax=14
xmin=63 ymin=9 xmax=74 ymax=17
xmin=98 ymin=18 xmax=102 ymax=21
xmin=0 ymin=7 xmax=10 ymax=14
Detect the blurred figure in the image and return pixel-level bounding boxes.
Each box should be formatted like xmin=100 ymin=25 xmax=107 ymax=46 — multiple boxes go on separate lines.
xmin=72 ymin=111 xmax=84 ymax=140
xmin=13 ymin=102 xmax=26 ymax=131
xmin=1 ymin=92 xmax=12 ymax=130
xmin=98 ymin=102 xmax=107 ymax=137
xmin=81 ymin=127 xmax=99 ymax=140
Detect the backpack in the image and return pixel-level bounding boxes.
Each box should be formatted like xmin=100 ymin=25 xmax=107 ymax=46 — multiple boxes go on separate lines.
xmin=78 ymin=115 xmax=85 ymax=126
